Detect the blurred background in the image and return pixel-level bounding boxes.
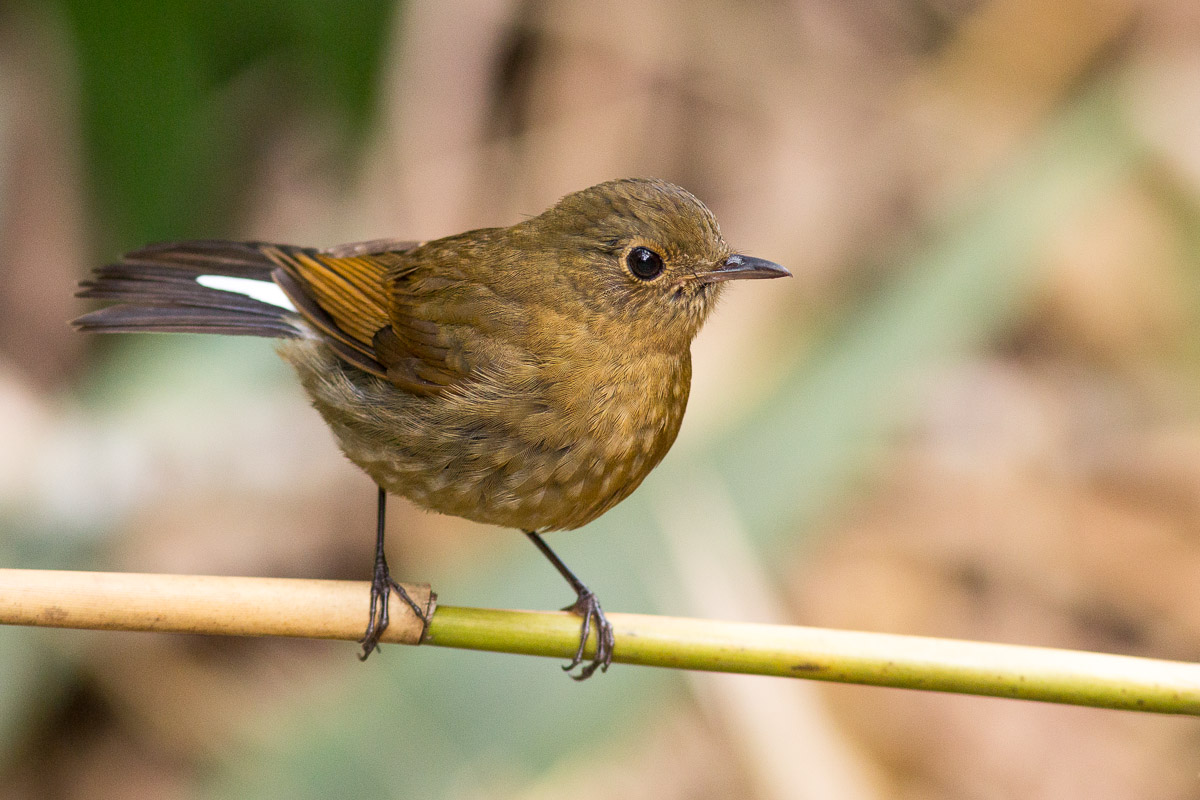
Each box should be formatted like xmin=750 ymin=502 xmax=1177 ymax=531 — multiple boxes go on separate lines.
xmin=2 ymin=0 xmax=1200 ymax=797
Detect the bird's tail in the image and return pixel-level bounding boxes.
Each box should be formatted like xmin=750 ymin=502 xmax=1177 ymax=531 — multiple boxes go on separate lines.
xmin=73 ymin=240 xmax=306 ymax=339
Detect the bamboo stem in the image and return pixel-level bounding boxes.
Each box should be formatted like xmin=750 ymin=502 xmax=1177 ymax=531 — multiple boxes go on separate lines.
xmin=1 ymin=568 xmax=1198 ymax=715
xmin=0 ymin=568 xmax=433 ymax=645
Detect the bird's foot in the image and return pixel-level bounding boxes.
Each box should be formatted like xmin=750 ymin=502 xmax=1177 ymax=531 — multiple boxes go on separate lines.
xmin=358 ymin=559 xmax=426 ymax=661
xmin=562 ymin=588 xmax=615 ymax=680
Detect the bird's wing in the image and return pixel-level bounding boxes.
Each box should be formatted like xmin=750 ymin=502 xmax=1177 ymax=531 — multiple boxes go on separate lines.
xmin=321 ymin=238 xmax=421 ymax=259
xmin=267 ymin=239 xmax=487 ymax=396
xmin=264 ymin=242 xmax=408 ymax=379
xmin=376 ymin=253 xmax=513 ymax=397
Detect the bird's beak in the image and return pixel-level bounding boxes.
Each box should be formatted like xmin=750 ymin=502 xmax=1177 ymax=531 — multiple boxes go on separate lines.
xmin=696 ymin=254 xmax=791 ymax=284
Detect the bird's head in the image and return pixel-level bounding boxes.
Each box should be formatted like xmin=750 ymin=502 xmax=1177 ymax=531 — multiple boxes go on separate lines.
xmin=520 ymin=178 xmax=789 ymax=350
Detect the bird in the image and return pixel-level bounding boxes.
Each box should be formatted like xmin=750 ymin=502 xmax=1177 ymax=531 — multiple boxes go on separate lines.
xmin=73 ymin=177 xmax=790 ymax=679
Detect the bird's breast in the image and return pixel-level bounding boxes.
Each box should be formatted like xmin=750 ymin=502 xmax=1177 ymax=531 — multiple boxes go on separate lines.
xmin=537 ymin=349 xmax=692 ymax=528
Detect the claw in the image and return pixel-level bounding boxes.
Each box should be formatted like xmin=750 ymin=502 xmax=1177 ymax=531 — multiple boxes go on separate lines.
xmin=563 ymin=589 xmax=615 ymax=680
xmin=359 ymin=558 xmax=426 ymax=661
xmin=358 ymin=557 xmax=391 ymax=659
xmin=359 ymin=487 xmax=426 ymax=661
xmin=523 ymin=531 xmax=616 ymax=680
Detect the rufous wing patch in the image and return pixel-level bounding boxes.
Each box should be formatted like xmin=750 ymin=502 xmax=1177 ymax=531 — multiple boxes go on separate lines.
xmin=266 ymin=240 xmax=473 ymax=395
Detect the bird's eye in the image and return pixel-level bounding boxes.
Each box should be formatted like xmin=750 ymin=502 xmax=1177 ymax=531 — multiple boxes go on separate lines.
xmin=626 ymin=246 xmax=664 ymax=280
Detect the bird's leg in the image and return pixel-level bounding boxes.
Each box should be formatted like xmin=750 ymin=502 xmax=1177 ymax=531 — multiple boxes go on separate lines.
xmin=524 ymin=531 xmax=615 ymax=680
xmin=359 ymin=486 xmax=426 ymax=660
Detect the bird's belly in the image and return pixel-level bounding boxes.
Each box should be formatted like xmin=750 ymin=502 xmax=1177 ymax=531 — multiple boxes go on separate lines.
xmin=283 ymin=339 xmax=688 ymax=532
xmin=351 ymin=409 xmax=675 ymax=532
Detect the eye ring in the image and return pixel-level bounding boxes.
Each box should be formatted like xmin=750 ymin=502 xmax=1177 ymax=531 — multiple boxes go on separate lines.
xmin=626 ymin=246 xmax=665 ymax=280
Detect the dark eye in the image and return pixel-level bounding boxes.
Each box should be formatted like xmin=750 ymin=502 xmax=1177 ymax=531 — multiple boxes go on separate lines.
xmin=626 ymin=246 xmax=665 ymax=280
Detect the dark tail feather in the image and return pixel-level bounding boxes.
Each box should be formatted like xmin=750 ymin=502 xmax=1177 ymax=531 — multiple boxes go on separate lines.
xmin=74 ymin=240 xmax=305 ymax=339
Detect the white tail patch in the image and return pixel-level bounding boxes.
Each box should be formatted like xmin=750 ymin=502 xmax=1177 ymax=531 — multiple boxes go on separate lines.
xmin=196 ymin=275 xmax=296 ymax=311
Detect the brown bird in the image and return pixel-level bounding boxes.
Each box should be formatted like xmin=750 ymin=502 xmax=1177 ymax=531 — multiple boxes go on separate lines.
xmin=74 ymin=178 xmax=790 ymax=679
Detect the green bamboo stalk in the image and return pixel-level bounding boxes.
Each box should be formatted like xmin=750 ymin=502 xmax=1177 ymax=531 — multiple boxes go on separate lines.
xmin=426 ymin=606 xmax=1200 ymax=715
